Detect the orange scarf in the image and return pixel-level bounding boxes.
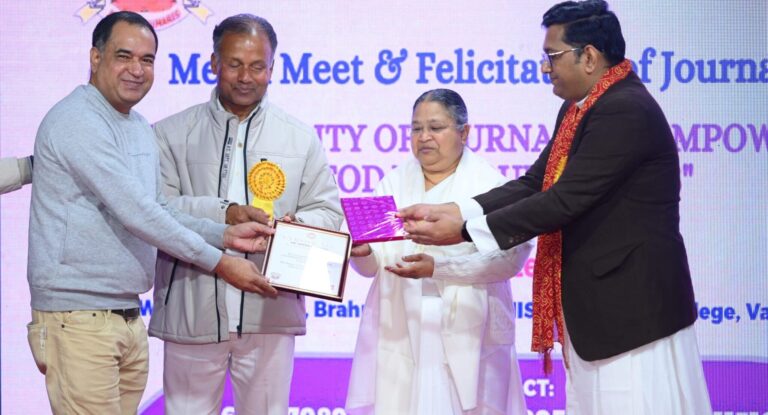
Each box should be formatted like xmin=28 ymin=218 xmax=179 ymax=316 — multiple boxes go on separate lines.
xmin=532 ymin=59 xmax=633 ymax=374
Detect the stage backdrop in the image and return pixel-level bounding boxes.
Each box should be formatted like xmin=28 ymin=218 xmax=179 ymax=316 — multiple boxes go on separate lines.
xmin=1 ymin=1 xmax=766 ymax=414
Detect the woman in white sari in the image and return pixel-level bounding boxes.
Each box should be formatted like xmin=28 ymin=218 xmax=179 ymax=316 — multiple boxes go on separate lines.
xmin=345 ymin=89 xmax=532 ymax=415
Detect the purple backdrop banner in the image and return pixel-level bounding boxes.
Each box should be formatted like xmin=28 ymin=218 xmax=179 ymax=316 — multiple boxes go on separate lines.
xmin=1 ymin=1 xmax=766 ymax=413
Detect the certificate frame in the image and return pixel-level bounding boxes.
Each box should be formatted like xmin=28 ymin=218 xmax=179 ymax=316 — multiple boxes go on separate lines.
xmin=261 ymin=220 xmax=352 ymax=302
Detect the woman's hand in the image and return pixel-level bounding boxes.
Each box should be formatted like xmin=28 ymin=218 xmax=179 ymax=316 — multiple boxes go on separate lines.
xmin=385 ymin=253 xmax=435 ymax=279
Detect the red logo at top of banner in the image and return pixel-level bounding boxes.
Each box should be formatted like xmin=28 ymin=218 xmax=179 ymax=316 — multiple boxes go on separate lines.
xmin=75 ymin=0 xmax=213 ymax=30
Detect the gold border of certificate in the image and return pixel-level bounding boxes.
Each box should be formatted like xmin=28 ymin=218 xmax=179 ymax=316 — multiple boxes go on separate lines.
xmin=262 ymin=220 xmax=352 ymax=302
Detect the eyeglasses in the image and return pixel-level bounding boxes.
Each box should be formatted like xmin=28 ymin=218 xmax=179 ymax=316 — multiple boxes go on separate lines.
xmin=411 ymin=123 xmax=460 ymax=137
xmin=540 ymin=47 xmax=583 ymax=68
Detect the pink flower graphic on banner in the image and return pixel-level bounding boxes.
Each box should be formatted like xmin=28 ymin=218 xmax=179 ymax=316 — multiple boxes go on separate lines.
xmin=75 ymin=0 xmax=213 ymax=30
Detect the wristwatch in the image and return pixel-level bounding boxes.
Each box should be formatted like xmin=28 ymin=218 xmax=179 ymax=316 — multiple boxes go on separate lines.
xmin=460 ymin=220 xmax=473 ymax=242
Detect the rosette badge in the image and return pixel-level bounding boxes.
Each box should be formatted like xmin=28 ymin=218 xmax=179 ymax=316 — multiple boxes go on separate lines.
xmin=247 ymin=160 xmax=286 ymax=219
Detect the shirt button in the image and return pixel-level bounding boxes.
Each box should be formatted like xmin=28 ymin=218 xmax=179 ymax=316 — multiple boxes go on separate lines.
xmin=237 ymin=143 xmax=244 ymax=148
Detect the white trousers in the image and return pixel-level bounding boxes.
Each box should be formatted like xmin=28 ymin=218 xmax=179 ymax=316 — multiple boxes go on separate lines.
xmin=163 ymin=333 xmax=295 ymax=415
xmin=564 ymin=324 xmax=712 ymax=415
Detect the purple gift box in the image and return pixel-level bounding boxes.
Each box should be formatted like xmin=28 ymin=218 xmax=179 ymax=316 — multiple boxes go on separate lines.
xmin=341 ymin=196 xmax=406 ymax=244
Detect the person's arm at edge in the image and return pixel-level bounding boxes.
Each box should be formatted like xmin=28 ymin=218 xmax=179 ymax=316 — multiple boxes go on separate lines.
xmin=0 ymin=156 xmax=33 ymax=195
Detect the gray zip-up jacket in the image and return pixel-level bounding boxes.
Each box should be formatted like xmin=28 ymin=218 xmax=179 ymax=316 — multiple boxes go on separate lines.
xmin=148 ymin=90 xmax=343 ymax=344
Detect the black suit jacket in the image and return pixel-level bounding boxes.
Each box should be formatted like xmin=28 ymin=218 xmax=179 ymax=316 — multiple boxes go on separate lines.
xmin=475 ymin=72 xmax=697 ymax=361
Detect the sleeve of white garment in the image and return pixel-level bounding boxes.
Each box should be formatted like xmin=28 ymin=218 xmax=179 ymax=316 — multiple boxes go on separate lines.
xmin=349 ymin=250 xmax=379 ymax=278
xmin=0 ymin=156 xmax=32 ymax=195
xmin=431 ymin=239 xmax=533 ymax=284
xmin=456 ymin=198 xmax=501 ymax=253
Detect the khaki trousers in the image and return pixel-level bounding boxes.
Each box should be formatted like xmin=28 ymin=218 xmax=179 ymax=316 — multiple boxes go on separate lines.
xmin=27 ymin=309 xmax=149 ymax=415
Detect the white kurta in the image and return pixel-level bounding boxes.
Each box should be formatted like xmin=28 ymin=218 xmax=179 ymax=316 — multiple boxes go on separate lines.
xmin=564 ymin=324 xmax=712 ymax=415
xmin=346 ymin=151 xmax=532 ymax=415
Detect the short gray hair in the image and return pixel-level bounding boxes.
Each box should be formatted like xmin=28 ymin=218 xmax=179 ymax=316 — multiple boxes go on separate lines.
xmin=212 ymin=14 xmax=277 ymax=58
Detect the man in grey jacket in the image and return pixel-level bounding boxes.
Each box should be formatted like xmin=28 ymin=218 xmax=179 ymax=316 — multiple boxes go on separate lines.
xmin=27 ymin=12 xmax=277 ymax=415
xmin=148 ymin=14 xmax=343 ymax=415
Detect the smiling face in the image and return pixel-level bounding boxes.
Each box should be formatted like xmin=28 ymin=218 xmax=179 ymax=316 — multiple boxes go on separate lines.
xmin=542 ymin=24 xmax=591 ymax=102
xmin=89 ymin=21 xmax=156 ymax=114
xmin=410 ymin=100 xmax=468 ymax=175
xmin=211 ymin=31 xmax=274 ymax=120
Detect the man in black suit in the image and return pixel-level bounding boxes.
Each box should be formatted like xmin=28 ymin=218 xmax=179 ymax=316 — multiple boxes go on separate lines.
xmin=399 ymin=1 xmax=711 ymax=412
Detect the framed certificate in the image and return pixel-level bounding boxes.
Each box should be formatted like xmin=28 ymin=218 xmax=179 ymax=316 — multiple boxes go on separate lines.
xmin=262 ymin=220 xmax=352 ymax=302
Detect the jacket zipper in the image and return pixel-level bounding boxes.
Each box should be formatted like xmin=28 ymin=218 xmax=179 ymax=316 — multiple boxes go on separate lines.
xmin=236 ymin=113 xmax=257 ymax=339
xmin=214 ymin=121 xmax=232 ymax=342
xmin=164 ymin=259 xmax=179 ymax=305
xmin=237 ymin=288 xmax=245 ymax=339
xmin=214 ymin=274 xmax=221 ymax=343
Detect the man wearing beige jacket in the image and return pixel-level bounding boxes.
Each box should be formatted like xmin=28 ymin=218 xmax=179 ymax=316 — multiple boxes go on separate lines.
xmin=149 ymin=14 xmax=343 ymax=415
